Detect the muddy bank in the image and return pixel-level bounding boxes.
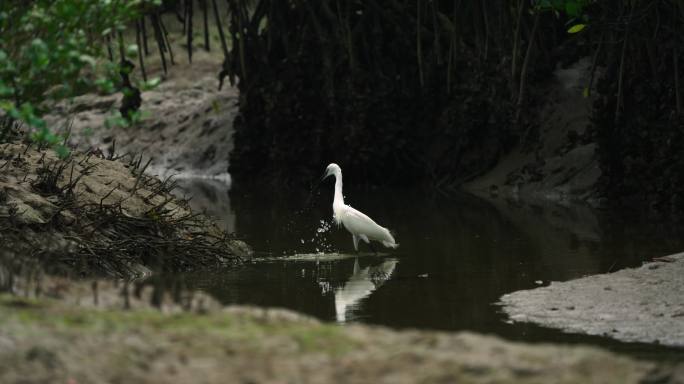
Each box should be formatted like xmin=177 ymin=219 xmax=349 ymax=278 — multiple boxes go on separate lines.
xmin=40 ymin=28 xmax=239 ymax=239
xmin=1 ymin=285 xmax=682 ymax=384
xmin=43 ymin=24 xmax=236 ymax=180
xmin=500 ymin=252 xmax=684 ymax=347
xmin=0 ymin=142 xmax=249 ymax=278
xmin=465 ymin=58 xmax=600 ymax=205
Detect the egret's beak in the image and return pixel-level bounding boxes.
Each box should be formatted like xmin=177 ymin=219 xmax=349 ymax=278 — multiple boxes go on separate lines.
xmin=314 ymin=171 xmax=328 ymax=190
xmin=320 ymin=171 xmax=330 ymax=182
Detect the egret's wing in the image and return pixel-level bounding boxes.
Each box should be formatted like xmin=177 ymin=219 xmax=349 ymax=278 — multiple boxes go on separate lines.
xmin=341 ymin=205 xmax=393 ymax=243
xmin=342 ymin=205 xmax=377 ymax=224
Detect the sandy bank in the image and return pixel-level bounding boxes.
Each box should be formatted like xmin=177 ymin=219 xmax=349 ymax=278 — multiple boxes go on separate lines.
xmin=500 ymin=252 xmax=684 ymax=347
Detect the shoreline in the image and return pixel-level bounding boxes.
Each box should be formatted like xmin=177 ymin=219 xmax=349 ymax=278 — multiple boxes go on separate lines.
xmin=500 ymin=252 xmax=684 ymax=348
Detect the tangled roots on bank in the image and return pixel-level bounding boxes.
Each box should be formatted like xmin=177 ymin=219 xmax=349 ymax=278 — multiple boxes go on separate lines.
xmin=0 ymin=142 xmax=249 ymax=278
xmin=63 ymin=203 xmax=246 ymax=277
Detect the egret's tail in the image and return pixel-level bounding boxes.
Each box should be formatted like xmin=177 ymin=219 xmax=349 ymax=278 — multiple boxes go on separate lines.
xmin=382 ymin=229 xmax=398 ymax=249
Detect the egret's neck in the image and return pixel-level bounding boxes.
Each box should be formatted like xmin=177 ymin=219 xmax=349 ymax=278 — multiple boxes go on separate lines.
xmin=333 ymin=172 xmax=344 ymax=207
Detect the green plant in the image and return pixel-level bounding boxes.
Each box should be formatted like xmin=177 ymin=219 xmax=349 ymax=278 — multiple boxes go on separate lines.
xmin=535 ymin=0 xmax=593 ymax=32
xmin=0 ymin=0 xmax=160 ymax=156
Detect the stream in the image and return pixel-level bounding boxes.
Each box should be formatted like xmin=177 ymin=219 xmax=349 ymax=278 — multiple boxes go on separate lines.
xmin=173 ymin=177 xmax=684 ymax=360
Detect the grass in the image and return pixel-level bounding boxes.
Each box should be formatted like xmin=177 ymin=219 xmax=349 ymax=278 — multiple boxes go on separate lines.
xmin=0 ymin=293 xmax=356 ymax=356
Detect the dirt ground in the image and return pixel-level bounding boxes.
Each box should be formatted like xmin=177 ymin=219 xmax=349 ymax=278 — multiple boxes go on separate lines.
xmin=500 ymin=252 xmax=684 ymax=348
xmin=0 ymin=278 xmax=681 ymax=384
xmin=0 ymin=264 xmax=682 ymax=384
xmin=43 ymin=15 xmax=237 ymax=180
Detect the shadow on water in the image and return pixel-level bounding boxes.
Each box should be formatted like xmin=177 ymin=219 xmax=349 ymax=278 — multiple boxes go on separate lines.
xmin=171 ymin=177 xmax=684 ymax=360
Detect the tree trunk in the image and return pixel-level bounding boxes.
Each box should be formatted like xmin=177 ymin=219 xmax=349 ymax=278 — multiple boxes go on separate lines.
xmin=516 ymin=11 xmax=541 ymax=121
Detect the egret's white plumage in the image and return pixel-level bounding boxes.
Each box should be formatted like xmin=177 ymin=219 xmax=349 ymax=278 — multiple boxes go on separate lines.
xmin=322 ymin=163 xmax=398 ymax=251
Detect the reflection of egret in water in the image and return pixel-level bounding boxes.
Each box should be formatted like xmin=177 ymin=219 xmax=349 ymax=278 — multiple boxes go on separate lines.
xmin=334 ymin=258 xmax=397 ymax=323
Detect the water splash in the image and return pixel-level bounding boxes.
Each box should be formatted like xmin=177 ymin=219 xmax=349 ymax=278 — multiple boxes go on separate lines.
xmin=316 ymin=219 xmax=331 ymax=233
xmin=309 ymin=219 xmax=334 ymax=253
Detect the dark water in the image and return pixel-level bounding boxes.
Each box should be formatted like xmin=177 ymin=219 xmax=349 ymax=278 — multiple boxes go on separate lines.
xmin=177 ymin=178 xmax=684 ymax=358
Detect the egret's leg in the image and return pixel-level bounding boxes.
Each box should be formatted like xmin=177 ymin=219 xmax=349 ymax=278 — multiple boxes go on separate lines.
xmin=352 ymin=235 xmax=359 ymax=252
xmin=368 ymin=242 xmax=377 ymax=255
xmin=358 ymin=234 xmax=373 ymax=255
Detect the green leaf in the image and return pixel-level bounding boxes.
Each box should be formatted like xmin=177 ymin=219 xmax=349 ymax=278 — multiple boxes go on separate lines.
xmin=565 ymin=3 xmax=579 ymax=17
xmin=0 ymin=101 xmax=14 ymax=112
xmin=126 ymin=44 xmax=139 ymax=58
xmin=567 ymin=24 xmax=586 ymax=34
xmin=55 ymin=145 xmax=71 ymax=159
xmin=44 ymin=132 xmax=59 ymax=145
xmin=30 ymin=38 xmax=48 ymax=52
xmin=141 ymin=77 xmax=161 ymax=91
xmin=31 ymin=126 xmax=50 ymax=142
xmin=7 ymin=105 xmax=21 ymax=119
xmin=29 ymin=116 xmax=47 ymax=130
xmin=78 ymin=54 xmax=96 ymax=67
xmin=95 ymin=78 xmax=115 ymax=94
xmin=583 ymin=87 xmax=590 ymax=98
xmin=0 ymin=83 xmax=13 ymax=97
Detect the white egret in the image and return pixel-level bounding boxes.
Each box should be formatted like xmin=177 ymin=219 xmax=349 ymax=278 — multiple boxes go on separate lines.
xmin=322 ymin=163 xmax=398 ymax=252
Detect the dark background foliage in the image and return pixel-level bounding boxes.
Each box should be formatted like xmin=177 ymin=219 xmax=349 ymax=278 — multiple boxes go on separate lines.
xmin=5 ymin=0 xmax=684 ymax=216
xmin=224 ymin=0 xmax=684 ymax=218
xmin=225 ymin=1 xmax=519 ymax=187
xmin=588 ymin=1 xmax=684 ymax=215
xmin=225 ymin=0 xmax=583 ymax=188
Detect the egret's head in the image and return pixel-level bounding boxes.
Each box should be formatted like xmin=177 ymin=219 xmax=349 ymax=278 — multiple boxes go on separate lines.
xmin=322 ymin=163 xmax=341 ymax=180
